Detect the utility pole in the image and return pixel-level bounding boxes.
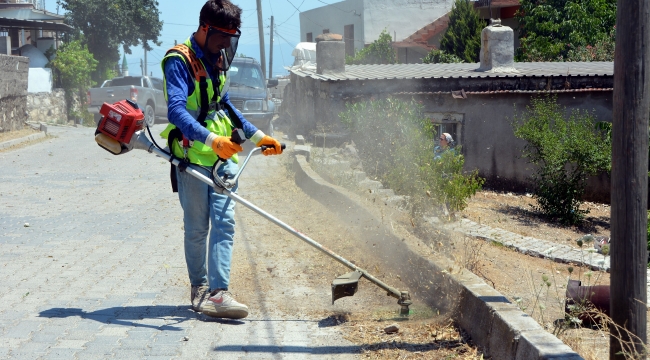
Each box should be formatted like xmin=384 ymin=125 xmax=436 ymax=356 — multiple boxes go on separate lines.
xmin=256 ymin=0 xmax=266 ymax=79
xmin=269 ymin=16 xmax=274 ymax=80
xmin=610 ymin=0 xmax=650 ymax=358
xmin=140 ymin=58 xmax=144 ymax=76
xmin=144 ymin=49 xmax=148 ymax=77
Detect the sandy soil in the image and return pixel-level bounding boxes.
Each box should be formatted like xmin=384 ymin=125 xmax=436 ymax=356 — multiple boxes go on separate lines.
xmin=462 ymin=190 xmax=611 ymax=248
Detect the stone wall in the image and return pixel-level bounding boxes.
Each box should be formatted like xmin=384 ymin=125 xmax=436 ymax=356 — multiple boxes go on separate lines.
xmin=27 ymin=89 xmax=67 ymax=124
xmin=0 ymin=54 xmax=29 ymax=132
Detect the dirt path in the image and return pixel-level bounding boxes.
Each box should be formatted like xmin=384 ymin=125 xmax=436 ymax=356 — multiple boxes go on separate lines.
xmin=226 ymin=143 xmax=483 ymax=359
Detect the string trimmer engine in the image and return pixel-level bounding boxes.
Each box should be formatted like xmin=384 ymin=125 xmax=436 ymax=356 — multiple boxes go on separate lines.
xmin=95 ymin=99 xmax=144 ymax=155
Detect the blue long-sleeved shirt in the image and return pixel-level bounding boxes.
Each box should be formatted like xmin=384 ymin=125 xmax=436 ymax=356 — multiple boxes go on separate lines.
xmin=163 ymin=35 xmax=259 ymax=144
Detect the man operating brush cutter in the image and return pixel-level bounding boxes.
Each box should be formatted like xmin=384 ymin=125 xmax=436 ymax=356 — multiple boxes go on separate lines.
xmin=159 ymin=0 xmax=283 ymax=319
xmin=94 ymin=0 xmax=412 ymax=319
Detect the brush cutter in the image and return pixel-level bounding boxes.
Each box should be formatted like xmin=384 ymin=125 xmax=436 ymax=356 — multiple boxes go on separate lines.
xmin=94 ymin=99 xmax=412 ymax=315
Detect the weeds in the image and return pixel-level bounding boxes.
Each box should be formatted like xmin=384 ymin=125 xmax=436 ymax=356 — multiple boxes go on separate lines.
xmin=339 ymin=97 xmax=484 ymax=219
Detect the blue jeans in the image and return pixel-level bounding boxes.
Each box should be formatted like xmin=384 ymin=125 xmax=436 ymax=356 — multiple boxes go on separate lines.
xmin=176 ymin=161 xmax=238 ymax=291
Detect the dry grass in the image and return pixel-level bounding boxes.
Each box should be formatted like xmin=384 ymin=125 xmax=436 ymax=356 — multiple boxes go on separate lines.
xmin=339 ymin=314 xmax=484 ymax=359
xmin=0 ymin=128 xmax=50 ymax=153
xmin=0 ymin=127 xmax=40 ymax=143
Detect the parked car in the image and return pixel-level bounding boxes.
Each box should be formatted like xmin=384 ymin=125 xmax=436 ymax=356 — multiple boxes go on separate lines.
xmin=226 ymin=57 xmax=278 ymax=136
xmin=88 ymin=76 xmax=167 ymax=127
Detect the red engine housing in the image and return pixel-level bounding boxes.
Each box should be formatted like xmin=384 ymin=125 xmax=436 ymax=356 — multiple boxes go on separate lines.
xmin=97 ymin=100 xmax=144 ymax=144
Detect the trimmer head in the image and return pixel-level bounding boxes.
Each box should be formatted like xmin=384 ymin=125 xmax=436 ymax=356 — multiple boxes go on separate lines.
xmin=331 ymin=271 xmax=363 ymax=304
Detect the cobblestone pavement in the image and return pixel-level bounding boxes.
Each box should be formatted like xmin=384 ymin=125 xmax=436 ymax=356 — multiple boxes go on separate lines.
xmin=0 ymin=125 xmax=358 ymax=359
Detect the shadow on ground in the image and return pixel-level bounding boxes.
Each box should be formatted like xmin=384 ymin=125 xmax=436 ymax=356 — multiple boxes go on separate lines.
xmin=215 ymin=340 xmax=465 ymax=355
xmin=496 ymin=205 xmax=610 ymax=234
xmin=38 ymin=306 xmax=196 ymax=330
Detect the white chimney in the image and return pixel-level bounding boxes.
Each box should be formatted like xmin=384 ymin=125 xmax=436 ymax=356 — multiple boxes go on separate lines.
xmin=476 ymin=19 xmax=517 ymax=73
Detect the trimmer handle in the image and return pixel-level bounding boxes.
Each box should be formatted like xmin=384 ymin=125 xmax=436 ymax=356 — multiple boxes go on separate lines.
xmin=261 ymin=143 xmax=286 ymax=152
xmin=230 ymin=128 xmax=246 ymax=145
xmin=216 ymin=128 xmax=246 ymax=162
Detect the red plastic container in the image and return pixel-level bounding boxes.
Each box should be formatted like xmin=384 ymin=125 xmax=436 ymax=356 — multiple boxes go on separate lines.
xmin=97 ymin=100 xmax=144 ymax=144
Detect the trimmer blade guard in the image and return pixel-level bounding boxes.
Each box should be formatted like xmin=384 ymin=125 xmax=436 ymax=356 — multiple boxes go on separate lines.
xmin=331 ymin=271 xmax=363 ymax=304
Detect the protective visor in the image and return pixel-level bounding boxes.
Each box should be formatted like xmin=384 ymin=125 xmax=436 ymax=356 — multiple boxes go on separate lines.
xmin=203 ymin=23 xmax=240 ymax=71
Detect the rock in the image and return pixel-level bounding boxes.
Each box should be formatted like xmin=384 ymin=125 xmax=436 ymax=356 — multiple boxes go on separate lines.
xmin=384 ymin=324 xmax=399 ymax=334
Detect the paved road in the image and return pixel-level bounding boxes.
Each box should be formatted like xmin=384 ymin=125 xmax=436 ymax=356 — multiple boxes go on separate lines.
xmin=0 ymin=125 xmax=358 ymax=359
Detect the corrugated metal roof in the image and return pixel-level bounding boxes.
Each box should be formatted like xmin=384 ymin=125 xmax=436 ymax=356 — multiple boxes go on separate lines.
xmin=390 ymin=88 xmax=613 ymax=98
xmin=291 ymin=62 xmax=614 ymax=81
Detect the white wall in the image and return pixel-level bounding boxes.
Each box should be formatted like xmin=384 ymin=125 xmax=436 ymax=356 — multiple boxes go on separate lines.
xmin=300 ymin=0 xmax=452 ymax=51
xmin=300 ymin=0 xmax=365 ymax=52
xmin=28 ymin=68 xmax=52 ymax=93
xmin=362 ymin=0 xmax=452 ymax=43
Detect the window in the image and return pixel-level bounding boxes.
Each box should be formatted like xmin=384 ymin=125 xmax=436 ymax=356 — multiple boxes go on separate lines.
xmin=228 ymin=63 xmax=265 ymax=89
xmin=344 ymin=24 xmax=355 ymax=57
xmin=433 ymin=123 xmax=458 ymax=146
xmin=306 ymin=32 xmax=313 ymax=42
xmin=323 ymin=29 xmax=330 ymax=34
xmin=151 ymin=78 xmax=164 ymax=91
xmin=111 ymin=77 xmax=143 ymax=87
xmin=426 ymin=112 xmax=464 ymax=146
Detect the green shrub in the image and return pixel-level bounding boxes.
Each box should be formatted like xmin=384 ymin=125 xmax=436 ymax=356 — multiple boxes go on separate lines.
xmin=422 ymin=49 xmax=464 ymax=64
xmin=346 ymin=30 xmax=396 ymax=65
xmin=48 ymin=40 xmax=97 ymax=124
xmin=513 ymin=96 xmax=611 ymax=224
xmin=340 ymin=97 xmax=484 ymax=216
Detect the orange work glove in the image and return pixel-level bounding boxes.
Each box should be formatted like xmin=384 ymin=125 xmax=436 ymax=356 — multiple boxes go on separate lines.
xmin=256 ymin=135 xmax=283 ymax=156
xmin=208 ymin=134 xmax=243 ymax=159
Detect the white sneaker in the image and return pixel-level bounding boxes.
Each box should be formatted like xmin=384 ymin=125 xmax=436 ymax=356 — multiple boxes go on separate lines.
xmin=191 ymin=285 xmax=209 ymax=312
xmin=201 ymin=290 xmax=249 ymax=319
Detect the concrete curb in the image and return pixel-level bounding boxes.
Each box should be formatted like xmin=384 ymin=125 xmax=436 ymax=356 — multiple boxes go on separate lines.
xmin=292 ymin=153 xmax=582 ymax=360
xmin=0 ymin=131 xmax=46 ymax=150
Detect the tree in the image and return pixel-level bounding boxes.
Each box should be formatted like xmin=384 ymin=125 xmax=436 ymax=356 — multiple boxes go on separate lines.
xmin=422 ymin=49 xmax=464 ymax=64
xmin=57 ymin=0 xmax=163 ymax=82
xmin=515 ymin=0 xmax=617 ymax=61
xmin=439 ymin=0 xmax=485 ymax=63
xmin=48 ymin=40 xmax=98 ymax=124
xmin=346 ymin=29 xmax=396 ymax=65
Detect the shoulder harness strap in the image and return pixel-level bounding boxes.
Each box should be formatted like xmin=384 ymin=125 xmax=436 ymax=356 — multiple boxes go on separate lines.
xmin=166 ymin=44 xmax=219 ymax=126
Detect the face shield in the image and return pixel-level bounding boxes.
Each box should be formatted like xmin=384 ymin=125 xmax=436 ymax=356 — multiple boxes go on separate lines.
xmin=201 ymin=22 xmax=240 ymax=71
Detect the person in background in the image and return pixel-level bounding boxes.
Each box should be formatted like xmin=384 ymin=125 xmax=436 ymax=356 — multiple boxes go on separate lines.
xmin=434 ymin=132 xmax=455 ymax=159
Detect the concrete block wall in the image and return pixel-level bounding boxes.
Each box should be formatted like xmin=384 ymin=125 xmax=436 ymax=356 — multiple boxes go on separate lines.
xmin=27 ymin=89 xmax=67 ymax=124
xmin=0 ymin=54 xmax=29 ymax=132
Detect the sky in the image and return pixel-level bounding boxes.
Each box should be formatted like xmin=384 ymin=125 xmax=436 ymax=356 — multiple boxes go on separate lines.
xmin=43 ymin=0 xmax=335 ymax=79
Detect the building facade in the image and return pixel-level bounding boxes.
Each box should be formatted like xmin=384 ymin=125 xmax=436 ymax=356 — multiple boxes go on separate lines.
xmin=300 ymin=0 xmax=453 ymax=59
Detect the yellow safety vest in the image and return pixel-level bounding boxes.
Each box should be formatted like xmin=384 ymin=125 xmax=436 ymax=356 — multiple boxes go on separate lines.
xmin=160 ymin=38 xmax=238 ymax=165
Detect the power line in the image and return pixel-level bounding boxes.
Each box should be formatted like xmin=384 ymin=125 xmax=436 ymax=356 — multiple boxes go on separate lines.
xmin=284 ymin=0 xmax=325 ymax=28
xmin=274 ymin=29 xmax=297 ymax=49
xmin=315 ymin=0 xmax=361 ymax=16
xmin=276 ymin=0 xmax=305 ymax=27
